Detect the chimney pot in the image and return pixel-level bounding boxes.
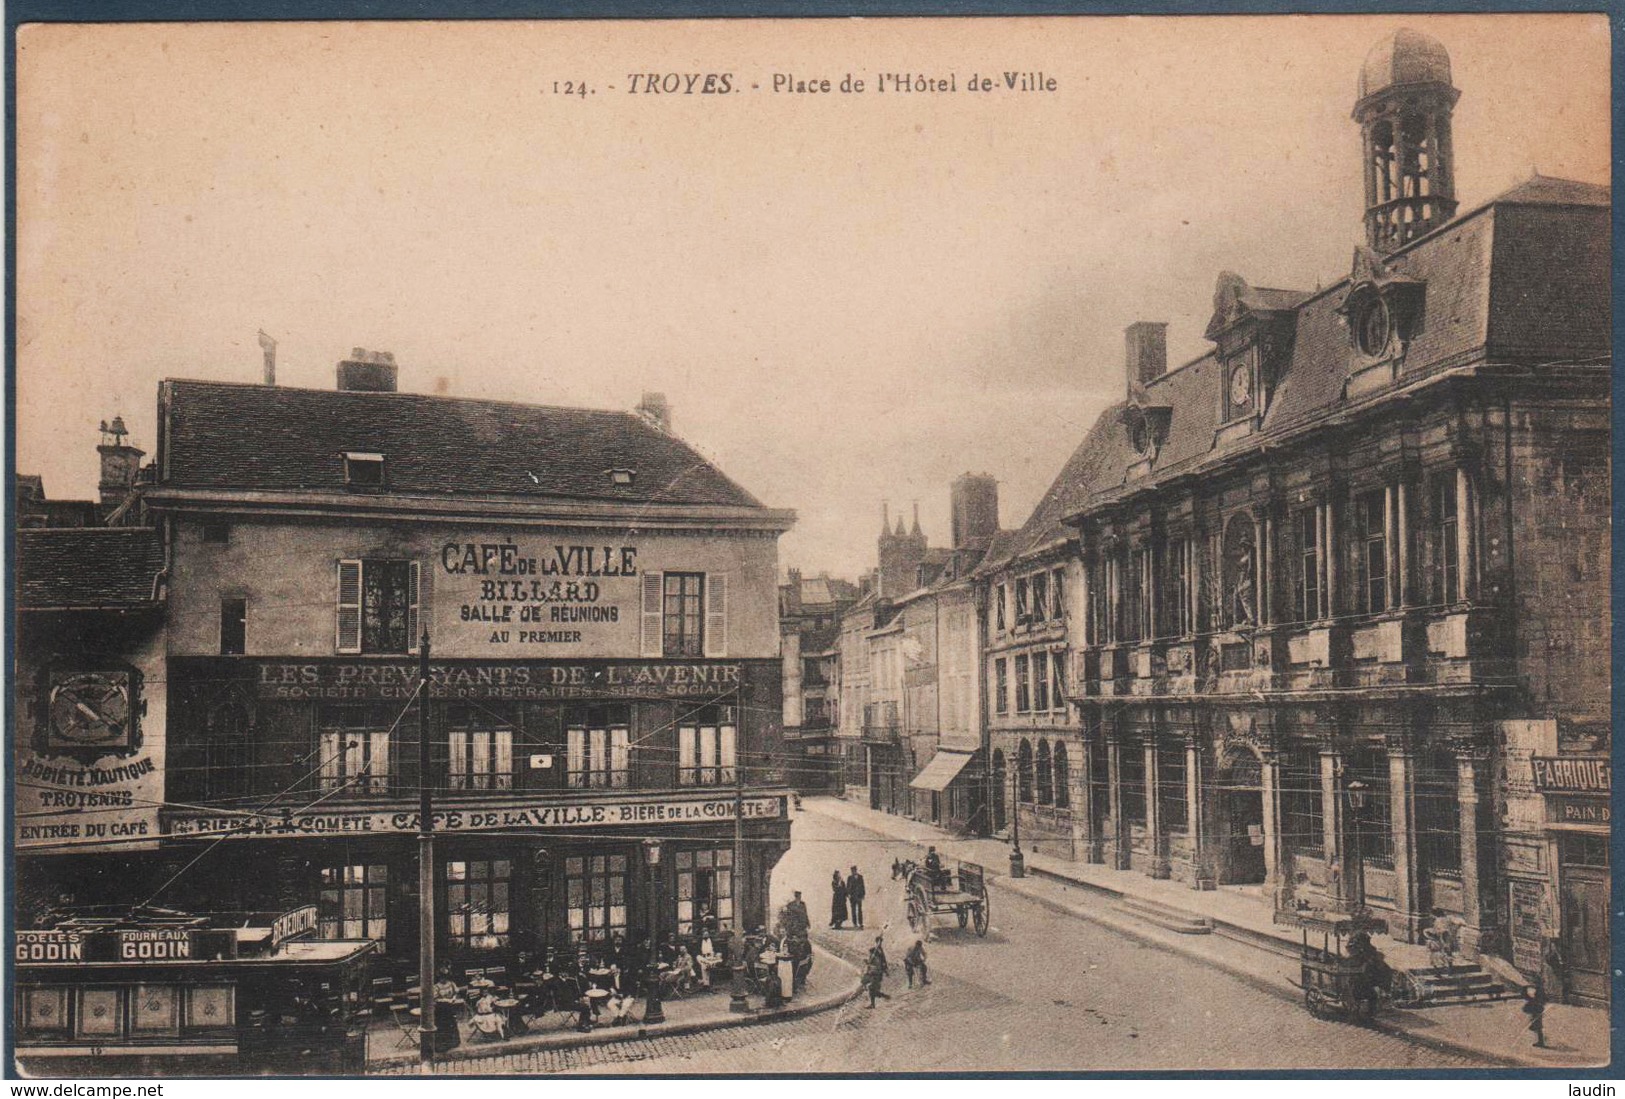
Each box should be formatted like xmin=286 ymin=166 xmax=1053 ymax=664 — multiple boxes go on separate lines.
xmin=636 ymin=392 xmax=672 ymax=433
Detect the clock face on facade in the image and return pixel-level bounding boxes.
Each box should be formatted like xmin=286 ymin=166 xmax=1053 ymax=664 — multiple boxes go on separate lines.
xmin=47 ymin=670 xmax=135 ymax=751
xmin=1229 ymin=365 xmax=1252 ymax=409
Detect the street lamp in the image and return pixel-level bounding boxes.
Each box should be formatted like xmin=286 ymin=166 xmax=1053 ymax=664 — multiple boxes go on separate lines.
xmin=1345 ymin=777 xmax=1368 ymax=916
xmin=1009 ymin=756 xmax=1026 ymax=878
xmin=641 ymin=837 xmax=666 ymax=1025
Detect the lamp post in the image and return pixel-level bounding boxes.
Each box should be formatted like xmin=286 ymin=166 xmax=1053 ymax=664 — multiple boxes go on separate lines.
xmin=1009 ymin=755 xmax=1025 ymax=878
xmin=1345 ymin=777 xmax=1368 ymax=916
xmin=415 ymin=631 xmax=435 ymax=1071
xmin=641 ymin=837 xmax=666 ymax=1025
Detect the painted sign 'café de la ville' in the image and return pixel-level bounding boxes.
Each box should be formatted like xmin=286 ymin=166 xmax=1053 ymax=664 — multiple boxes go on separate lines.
xmin=15 ymin=358 xmax=797 ymax=997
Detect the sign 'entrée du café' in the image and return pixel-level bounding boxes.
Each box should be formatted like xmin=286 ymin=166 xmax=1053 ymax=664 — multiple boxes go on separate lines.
xmin=253 ymin=660 xmax=745 ymax=701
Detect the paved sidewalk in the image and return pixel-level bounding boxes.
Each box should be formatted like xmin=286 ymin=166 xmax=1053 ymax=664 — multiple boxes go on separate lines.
xmin=805 ymin=796 xmax=1610 ymax=1070
xmin=366 ymin=943 xmax=861 ymax=1070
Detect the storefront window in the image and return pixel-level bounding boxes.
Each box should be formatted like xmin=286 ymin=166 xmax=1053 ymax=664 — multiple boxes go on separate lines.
xmin=320 ymin=863 xmax=388 ymax=944
xmin=566 ymin=854 xmax=628 ymax=944
xmin=447 ymin=859 xmax=510 ymax=951
xmin=318 ymin=707 xmax=392 ymax=795
xmin=567 ymin=705 xmax=630 ymax=789
xmin=1417 ymin=749 xmax=1460 ymax=872
xmin=678 ymin=706 xmax=737 ymax=786
xmin=1162 ymin=742 xmax=1188 ymax=831
xmin=1120 ymin=746 xmax=1146 ymax=826
xmin=1282 ymin=746 xmax=1324 ymax=855
xmin=676 ymin=848 xmax=734 ymax=935
xmin=449 ymin=726 xmax=514 ymax=791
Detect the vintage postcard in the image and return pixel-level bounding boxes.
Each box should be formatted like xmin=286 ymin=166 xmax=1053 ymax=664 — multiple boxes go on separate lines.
xmin=9 ymin=11 xmax=1613 ymax=1080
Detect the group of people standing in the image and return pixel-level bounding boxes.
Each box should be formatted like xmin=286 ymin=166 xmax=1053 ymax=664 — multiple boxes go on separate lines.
xmin=829 ymin=865 xmax=867 ymax=929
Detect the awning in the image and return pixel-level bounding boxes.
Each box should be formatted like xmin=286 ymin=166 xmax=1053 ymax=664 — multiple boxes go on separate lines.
xmin=910 ymin=750 xmax=974 ymax=792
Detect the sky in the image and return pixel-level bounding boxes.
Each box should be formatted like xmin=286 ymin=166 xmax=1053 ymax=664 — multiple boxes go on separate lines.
xmin=15 ymin=14 xmax=1610 ymax=579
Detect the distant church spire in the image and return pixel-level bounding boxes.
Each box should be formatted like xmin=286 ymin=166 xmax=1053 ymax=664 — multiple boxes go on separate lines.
xmin=1355 ymin=28 xmax=1460 ymax=252
xmin=911 ymin=501 xmax=922 ymax=537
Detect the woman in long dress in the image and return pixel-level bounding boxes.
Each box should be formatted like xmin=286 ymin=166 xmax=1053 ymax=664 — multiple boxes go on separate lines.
xmin=830 ymin=869 xmax=849 ymax=928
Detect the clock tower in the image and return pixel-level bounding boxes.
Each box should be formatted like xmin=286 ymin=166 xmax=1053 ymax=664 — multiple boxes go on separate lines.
xmin=97 ymin=415 xmax=145 ymax=518
xmin=1355 ymin=28 xmax=1460 ymax=253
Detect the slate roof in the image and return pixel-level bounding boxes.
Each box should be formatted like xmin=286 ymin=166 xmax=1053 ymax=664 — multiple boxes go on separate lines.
xmin=158 ymin=380 xmax=768 ymax=509
xmin=1001 ymin=174 xmax=1610 ymax=556
xmin=18 ymin=528 xmax=166 ymax=609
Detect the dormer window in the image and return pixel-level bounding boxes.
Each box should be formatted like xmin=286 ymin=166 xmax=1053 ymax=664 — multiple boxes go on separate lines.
xmin=344 ymin=452 xmax=385 ymax=488
xmin=606 ymin=468 xmax=636 ymax=487
xmin=1355 ymin=296 xmax=1392 ymax=357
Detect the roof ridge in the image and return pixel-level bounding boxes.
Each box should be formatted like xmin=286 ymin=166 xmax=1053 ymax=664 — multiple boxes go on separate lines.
xmin=164 ymin=377 xmax=642 ymax=420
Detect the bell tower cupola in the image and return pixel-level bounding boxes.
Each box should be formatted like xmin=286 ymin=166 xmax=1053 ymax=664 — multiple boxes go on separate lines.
xmin=1355 ymin=28 xmax=1460 ymax=253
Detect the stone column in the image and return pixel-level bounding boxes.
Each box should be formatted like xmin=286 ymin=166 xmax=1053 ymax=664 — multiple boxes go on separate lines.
xmin=1252 ymin=511 xmax=1267 ymax=627
xmin=1261 ymin=750 xmax=1286 ymax=908
xmin=1144 ymin=544 xmax=1158 ymax=641
xmin=1385 ymin=482 xmax=1400 ymax=610
xmin=1455 ymin=467 xmax=1474 ymax=602
xmin=1396 ymin=479 xmax=1411 ymax=608
xmin=1145 ymin=738 xmax=1169 ymax=878
xmin=1324 ymin=500 xmax=1339 ymax=619
xmin=1186 ymin=736 xmax=1212 ymax=889
xmin=1456 ymin=746 xmax=1486 ymax=958
xmin=1320 ymin=748 xmax=1348 ymax=909
xmin=1387 ymin=741 xmax=1423 ymax=942
xmin=1106 ymin=736 xmax=1130 ymax=870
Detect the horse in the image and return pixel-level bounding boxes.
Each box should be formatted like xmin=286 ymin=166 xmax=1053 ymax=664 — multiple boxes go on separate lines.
xmin=891 ymin=857 xmax=919 ymax=882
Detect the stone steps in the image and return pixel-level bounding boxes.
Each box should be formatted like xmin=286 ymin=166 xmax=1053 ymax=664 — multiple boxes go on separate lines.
xmin=1403 ymin=964 xmax=1517 ymax=1006
xmin=1113 ymin=894 xmax=1215 ymax=935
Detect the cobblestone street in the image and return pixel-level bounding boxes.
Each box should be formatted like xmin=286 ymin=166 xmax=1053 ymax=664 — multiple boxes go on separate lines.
xmin=393 ymin=807 xmax=1480 ymax=1074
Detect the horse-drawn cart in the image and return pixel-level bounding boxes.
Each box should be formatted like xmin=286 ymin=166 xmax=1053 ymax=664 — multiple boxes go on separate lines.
xmin=905 ymin=860 xmax=990 ymax=937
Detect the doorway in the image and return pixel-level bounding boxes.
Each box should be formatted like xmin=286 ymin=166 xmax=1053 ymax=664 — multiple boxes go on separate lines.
xmin=1558 ymin=834 xmax=1609 ymax=1004
xmin=990 ymin=750 xmax=1007 ymax=833
xmin=1217 ymin=750 xmax=1267 ymax=885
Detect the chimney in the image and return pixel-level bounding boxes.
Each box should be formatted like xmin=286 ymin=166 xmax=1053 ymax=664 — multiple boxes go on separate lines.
xmin=258 ymin=330 xmax=277 ymax=385
xmin=950 ymin=472 xmax=1000 ymax=550
xmin=636 ymin=392 xmax=672 ymax=433
xmin=337 ymin=349 xmax=398 ymax=392
xmin=1125 ymin=321 xmax=1168 ymax=393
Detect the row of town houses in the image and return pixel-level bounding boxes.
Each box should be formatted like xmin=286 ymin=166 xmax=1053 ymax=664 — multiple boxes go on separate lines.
xmin=775 ymin=29 xmax=1610 ymax=1008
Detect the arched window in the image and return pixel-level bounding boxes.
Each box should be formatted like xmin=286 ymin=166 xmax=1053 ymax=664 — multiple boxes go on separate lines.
xmin=990 ymin=749 xmax=1008 ymax=832
xmin=205 ymin=701 xmax=252 ymax=801
xmin=1017 ymin=739 xmax=1034 ymax=804
xmin=1053 ymin=742 xmax=1070 ymax=809
xmin=1036 ymin=740 xmax=1053 ymax=805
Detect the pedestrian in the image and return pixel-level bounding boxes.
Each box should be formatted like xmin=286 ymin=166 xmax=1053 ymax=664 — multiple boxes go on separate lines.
xmin=925 ymin=845 xmax=945 ymax=890
xmin=904 ymin=938 xmax=929 ymax=988
xmin=781 ymin=890 xmax=811 ymax=939
xmin=1523 ymin=984 xmax=1547 ymax=1048
xmin=863 ymin=934 xmax=891 ymax=1008
xmin=830 ymin=869 xmax=849 ymax=929
xmin=848 ymin=866 xmax=867 ymax=929
xmin=1544 ymin=937 xmax=1570 ymax=1004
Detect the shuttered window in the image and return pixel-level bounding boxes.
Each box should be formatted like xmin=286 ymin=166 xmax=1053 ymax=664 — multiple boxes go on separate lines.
xmin=335 ymin=559 xmax=420 ymax=654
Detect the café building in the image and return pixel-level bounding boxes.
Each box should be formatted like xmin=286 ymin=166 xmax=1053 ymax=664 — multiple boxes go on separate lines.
xmin=142 ymin=361 xmax=796 ymax=970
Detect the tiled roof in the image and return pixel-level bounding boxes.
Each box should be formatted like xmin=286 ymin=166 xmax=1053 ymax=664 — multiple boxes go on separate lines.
xmin=18 ymin=528 xmax=165 ymax=608
xmin=159 ymin=380 xmax=767 ymax=509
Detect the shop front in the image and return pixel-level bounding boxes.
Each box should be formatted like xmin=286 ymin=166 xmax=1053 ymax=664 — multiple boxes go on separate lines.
xmin=1531 ymin=755 xmax=1611 ymax=1006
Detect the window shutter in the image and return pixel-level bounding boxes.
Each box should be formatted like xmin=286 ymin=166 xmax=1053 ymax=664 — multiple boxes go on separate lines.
xmin=567 ymin=728 xmax=585 ymax=788
xmin=641 ymin=572 xmax=664 ymax=658
xmin=320 ymin=730 xmax=340 ymax=789
xmin=336 ymin=560 xmax=362 ymax=653
xmin=370 ymin=730 xmax=391 ymax=789
xmin=704 ymin=573 xmax=728 ymax=657
xmin=610 ymin=729 xmax=629 ymax=789
xmin=495 ymin=730 xmax=513 ymax=788
xmin=678 ymin=726 xmax=697 ymax=785
xmin=407 ymin=561 xmax=421 ymax=653
xmin=449 ymin=730 xmax=468 ymax=787
xmin=719 ymin=724 xmax=737 ymax=783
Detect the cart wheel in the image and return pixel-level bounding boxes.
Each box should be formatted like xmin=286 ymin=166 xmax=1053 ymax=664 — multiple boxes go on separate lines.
xmin=907 ymin=897 xmax=923 ymax=932
xmin=973 ymin=899 xmax=990 ymax=937
xmin=1304 ymin=987 xmax=1325 ymax=1018
xmin=957 ymin=909 xmax=969 ymax=929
